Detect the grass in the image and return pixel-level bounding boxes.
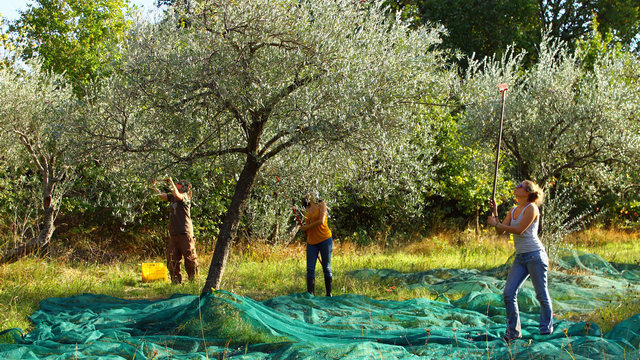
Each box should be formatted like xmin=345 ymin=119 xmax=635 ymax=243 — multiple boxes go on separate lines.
xmin=557 ymin=229 xmax=640 ymax=332
xmin=565 ymin=227 xmax=640 ymax=264
xmin=0 ymin=227 xmax=639 ymax=343
xmin=225 ymin=229 xmax=513 ymax=301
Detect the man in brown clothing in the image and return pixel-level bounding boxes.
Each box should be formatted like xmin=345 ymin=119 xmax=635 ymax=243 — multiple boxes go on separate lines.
xmin=152 ymin=177 xmax=198 ymax=284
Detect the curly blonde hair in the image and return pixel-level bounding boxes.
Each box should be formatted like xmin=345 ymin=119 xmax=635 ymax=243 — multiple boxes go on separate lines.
xmin=523 ymin=180 xmax=544 ymax=206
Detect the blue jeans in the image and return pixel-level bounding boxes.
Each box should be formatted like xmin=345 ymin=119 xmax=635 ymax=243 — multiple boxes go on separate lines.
xmin=306 ymin=237 xmax=333 ymax=279
xmin=503 ymin=250 xmax=553 ymax=338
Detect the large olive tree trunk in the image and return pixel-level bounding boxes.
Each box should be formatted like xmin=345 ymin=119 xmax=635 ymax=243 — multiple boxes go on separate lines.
xmin=202 ymin=154 xmax=262 ymax=294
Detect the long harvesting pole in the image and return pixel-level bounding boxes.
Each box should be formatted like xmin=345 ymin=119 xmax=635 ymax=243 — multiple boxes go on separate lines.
xmin=492 ymin=83 xmax=508 ymax=216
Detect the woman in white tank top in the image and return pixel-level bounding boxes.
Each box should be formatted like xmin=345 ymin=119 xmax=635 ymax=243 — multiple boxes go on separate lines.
xmin=488 ymin=180 xmax=553 ymax=342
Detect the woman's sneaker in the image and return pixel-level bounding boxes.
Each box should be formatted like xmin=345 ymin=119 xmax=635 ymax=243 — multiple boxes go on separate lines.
xmin=540 ymin=327 xmax=554 ymax=335
xmin=502 ymin=334 xmax=522 ymax=343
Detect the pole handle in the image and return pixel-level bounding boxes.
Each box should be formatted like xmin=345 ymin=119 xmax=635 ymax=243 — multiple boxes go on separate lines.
xmin=492 ymin=84 xmax=508 ymax=217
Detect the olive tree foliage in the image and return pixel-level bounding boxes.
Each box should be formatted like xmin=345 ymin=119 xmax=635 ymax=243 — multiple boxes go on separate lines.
xmin=461 ymin=36 xmax=640 ymax=191
xmin=0 ymin=56 xmax=80 ymax=263
xmin=245 ymin=108 xmax=442 ymax=244
xmin=89 ymin=0 xmax=453 ymax=292
xmin=461 ymin=35 xmax=640 ymax=251
xmin=539 ymin=185 xmax=594 ymax=254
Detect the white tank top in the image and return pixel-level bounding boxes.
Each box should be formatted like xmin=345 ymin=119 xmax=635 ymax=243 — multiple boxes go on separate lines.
xmin=510 ymin=203 xmax=544 ymax=254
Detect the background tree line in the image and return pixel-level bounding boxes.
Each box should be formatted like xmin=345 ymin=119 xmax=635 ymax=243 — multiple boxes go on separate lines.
xmin=0 ymin=0 xmax=638 ymax=290
xmin=383 ymin=0 xmax=640 ymax=66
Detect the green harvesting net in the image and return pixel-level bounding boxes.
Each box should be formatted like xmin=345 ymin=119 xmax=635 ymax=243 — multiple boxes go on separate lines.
xmin=1 ymin=249 xmax=640 ymax=359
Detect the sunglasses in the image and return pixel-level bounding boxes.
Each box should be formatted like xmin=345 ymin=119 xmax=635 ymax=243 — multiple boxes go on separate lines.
xmin=516 ymin=183 xmax=531 ymax=192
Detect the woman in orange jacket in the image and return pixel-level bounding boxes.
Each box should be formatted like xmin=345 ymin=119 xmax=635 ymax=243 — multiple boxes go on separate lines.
xmin=300 ymin=192 xmax=333 ymax=297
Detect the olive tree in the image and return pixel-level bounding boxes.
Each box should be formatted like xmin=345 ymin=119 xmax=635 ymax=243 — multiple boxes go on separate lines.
xmin=90 ymin=0 xmax=453 ymax=293
xmin=461 ymin=36 xmax=640 ymax=190
xmin=249 ymin=107 xmax=443 ymax=243
xmin=461 ymin=36 xmax=640 ymax=251
xmin=0 ymin=57 xmax=79 ymax=263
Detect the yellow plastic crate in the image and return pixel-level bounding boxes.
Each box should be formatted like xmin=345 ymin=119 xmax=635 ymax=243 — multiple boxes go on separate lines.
xmin=141 ymin=263 xmax=168 ymax=282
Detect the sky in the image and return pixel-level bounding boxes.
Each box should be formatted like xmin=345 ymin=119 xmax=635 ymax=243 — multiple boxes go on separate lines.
xmin=0 ymin=0 xmax=160 ymax=22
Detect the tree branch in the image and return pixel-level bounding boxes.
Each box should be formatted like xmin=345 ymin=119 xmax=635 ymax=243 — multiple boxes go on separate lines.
xmin=261 ymin=126 xmax=314 ymax=161
xmin=14 ymin=130 xmax=46 ymax=174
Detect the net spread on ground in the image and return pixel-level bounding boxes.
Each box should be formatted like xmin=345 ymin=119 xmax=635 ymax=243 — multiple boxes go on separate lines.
xmin=2 ymin=249 xmax=640 ymax=359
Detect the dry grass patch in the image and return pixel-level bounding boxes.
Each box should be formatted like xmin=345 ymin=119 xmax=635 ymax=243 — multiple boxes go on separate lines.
xmin=566 ymin=227 xmax=639 ymax=246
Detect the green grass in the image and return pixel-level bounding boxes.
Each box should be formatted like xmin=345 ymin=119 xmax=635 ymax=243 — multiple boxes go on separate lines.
xmin=224 ymin=232 xmax=514 ymax=301
xmin=0 ymin=258 xmax=179 ymax=335
xmin=558 ymin=229 xmax=640 ymax=332
xmin=561 ymin=290 xmax=640 ymax=333
xmin=1 ymin=228 xmax=639 ymax=341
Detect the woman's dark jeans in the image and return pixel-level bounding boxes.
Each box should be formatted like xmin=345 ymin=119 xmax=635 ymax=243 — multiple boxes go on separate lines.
xmin=306 ymin=237 xmax=333 ymax=279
